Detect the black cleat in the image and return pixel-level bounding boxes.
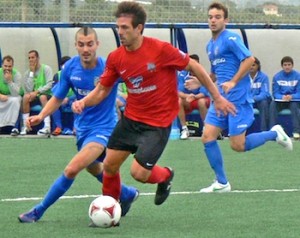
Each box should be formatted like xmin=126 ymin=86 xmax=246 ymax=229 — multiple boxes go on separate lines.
xmin=154 ymin=167 xmax=174 ymax=205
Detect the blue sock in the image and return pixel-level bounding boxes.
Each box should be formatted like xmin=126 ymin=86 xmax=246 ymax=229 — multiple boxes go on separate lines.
xmin=245 ymin=131 xmax=277 ymax=151
xmin=204 ymin=140 xmax=227 ymax=184
xmin=119 ymin=184 xmax=136 ymax=203
xmin=94 ymin=173 xmax=103 ymax=183
xmin=35 ymin=174 xmax=74 ymax=216
xmin=94 ymin=172 xmax=135 ymax=202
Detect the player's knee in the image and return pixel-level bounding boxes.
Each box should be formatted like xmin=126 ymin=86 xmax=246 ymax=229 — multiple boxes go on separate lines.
xmin=230 ymin=142 xmax=245 ymax=152
xmin=64 ymin=165 xmax=80 ymax=178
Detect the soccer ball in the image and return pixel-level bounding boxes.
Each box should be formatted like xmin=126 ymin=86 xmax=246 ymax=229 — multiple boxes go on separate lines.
xmin=88 ymin=195 xmax=121 ymax=228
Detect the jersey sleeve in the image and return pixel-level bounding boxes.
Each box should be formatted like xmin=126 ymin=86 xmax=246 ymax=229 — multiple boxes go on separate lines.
xmin=227 ymin=33 xmax=252 ymax=62
xmin=99 ymin=52 xmax=120 ymax=88
xmin=161 ymin=43 xmax=190 ymax=70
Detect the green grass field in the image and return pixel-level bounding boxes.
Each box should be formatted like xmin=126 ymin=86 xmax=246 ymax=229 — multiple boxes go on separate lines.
xmin=1 ymin=136 xmax=300 ymax=238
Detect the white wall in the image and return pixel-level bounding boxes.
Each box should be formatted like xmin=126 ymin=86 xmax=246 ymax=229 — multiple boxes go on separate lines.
xmin=1 ymin=27 xmax=300 ymax=83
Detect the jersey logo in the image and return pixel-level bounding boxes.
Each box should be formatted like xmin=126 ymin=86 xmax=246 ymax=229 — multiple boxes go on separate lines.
xmin=147 ymin=63 xmax=156 ymax=72
xmin=228 ymin=36 xmax=237 ymax=41
xmin=129 ymin=76 xmax=143 ymax=88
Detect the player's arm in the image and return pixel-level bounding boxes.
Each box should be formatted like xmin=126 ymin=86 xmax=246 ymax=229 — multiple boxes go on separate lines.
xmin=222 ymin=56 xmax=255 ymax=94
xmin=27 ymin=96 xmax=63 ymax=130
xmin=72 ymin=83 xmax=112 ymax=114
xmin=186 ymin=59 xmax=236 ymax=116
xmin=186 ymin=59 xmax=219 ymax=102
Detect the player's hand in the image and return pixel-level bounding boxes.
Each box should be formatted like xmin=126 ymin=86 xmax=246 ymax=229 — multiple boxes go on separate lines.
xmin=184 ymin=77 xmax=201 ymax=90
xmin=72 ymin=100 xmax=85 ymax=114
xmin=214 ymin=96 xmax=236 ymax=117
xmin=26 ymin=115 xmax=43 ymax=130
xmin=221 ymin=81 xmax=236 ymax=94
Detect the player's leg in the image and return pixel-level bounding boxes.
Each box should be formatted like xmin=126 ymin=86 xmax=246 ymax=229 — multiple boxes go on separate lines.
xmin=87 ymin=149 xmax=139 ymax=217
xmin=200 ymin=105 xmax=230 ymax=193
xmin=102 ymin=149 xmax=131 ymax=200
xmin=132 ymin=125 xmax=174 ymax=205
xmin=18 ymin=143 xmax=101 ymax=223
xmin=230 ymin=103 xmax=292 ymax=152
xmin=200 ymin=123 xmax=230 ymax=193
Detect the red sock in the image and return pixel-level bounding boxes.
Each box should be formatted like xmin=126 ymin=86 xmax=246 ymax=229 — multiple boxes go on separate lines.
xmin=146 ymin=165 xmax=171 ymax=184
xmin=102 ymin=172 xmax=121 ymax=201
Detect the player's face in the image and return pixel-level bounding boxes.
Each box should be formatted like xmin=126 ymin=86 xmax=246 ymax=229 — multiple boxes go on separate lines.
xmin=208 ymin=8 xmax=228 ymax=35
xmin=282 ymin=62 xmax=293 ymax=73
xmin=75 ymin=33 xmax=99 ymax=66
xmin=116 ymin=16 xmax=142 ymax=50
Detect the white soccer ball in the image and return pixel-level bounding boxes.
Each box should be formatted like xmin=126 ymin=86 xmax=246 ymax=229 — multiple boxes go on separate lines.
xmin=88 ymin=195 xmax=121 ymax=228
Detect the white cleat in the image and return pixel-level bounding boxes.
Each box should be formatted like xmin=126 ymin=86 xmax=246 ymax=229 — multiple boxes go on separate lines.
xmin=200 ymin=181 xmax=231 ymax=193
xmin=20 ymin=127 xmax=28 ymax=135
xmin=271 ymin=125 xmax=293 ymax=151
xmin=37 ymin=127 xmax=51 ymax=136
xmin=180 ymin=128 xmax=189 ymax=140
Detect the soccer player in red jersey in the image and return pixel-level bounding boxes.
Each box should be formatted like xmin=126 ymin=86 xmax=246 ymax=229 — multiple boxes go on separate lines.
xmin=72 ymin=1 xmax=235 ymax=210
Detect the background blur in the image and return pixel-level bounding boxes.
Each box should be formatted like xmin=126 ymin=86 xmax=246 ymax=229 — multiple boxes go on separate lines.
xmin=1 ymin=0 xmax=300 ymax=24
xmin=1 ymin=0 xmax=300 ymax=79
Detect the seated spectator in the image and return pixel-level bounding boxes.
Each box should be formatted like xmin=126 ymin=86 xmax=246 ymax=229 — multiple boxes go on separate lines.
xmin=269 ymin=56 xmax=300 ymax=139
xmin=250 ymin=57 xmax=271 ymax=131
xmin=177 ymin=54 xmax=210 ymax=139
xmin=51 ymin=56 xmax=75 ymax=136
xmin=116 ymin=81 xmax=127 ymax=119
xmin=20 ymin=50 xmax=53 ymax=135
xmin=0 ymin=55 xmax=22 ymax=134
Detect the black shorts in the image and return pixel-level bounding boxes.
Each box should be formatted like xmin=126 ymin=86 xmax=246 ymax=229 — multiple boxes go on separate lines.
xmin=108 ymin=116 xmax=171 ymax=170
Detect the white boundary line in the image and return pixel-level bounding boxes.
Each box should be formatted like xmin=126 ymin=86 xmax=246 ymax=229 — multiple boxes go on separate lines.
xmin=1 ymin=188 xmax=300 ymax=202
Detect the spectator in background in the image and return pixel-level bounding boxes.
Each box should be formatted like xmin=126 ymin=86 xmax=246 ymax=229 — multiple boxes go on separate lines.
xmin=20 ymin=50 xmax=53 ymax=136
xmin=177 ymin=54 xmax=210 ymax=139
xmin=51 ymin=56 xmax=76 ymax=136
xmin=250 ymin=57 xmax=271 ymax=131
xmin=269 ymin=56 xmax=300 ymax=140
xmin=0 ymin=55 xmax=22 ymax=134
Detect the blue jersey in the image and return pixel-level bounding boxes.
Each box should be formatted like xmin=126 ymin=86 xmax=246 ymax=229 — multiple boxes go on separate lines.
xmin=177 ymin=70 xmax=209 ymax=96
xmin=53 ymin=56 xmax=118 ymax=134
xmin=272 ymin=69 xmax=300 ymax=100
xmin=206 ymin=30 xmax=252 ymax=104
xmin=250 ymin=71 xmax=271 ymax=102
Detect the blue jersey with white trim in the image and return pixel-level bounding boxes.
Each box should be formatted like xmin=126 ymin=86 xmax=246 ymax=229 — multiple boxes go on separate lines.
xmin=53 ymin=56 xmax=118 ymax=133
xmin=206 ymin=29 xmax=252 ymax=104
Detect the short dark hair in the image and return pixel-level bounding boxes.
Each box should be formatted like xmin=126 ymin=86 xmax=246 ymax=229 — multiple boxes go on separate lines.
xmin=208 ymin=2 xmax=229 ymax=19
xmin=28 ymin=50 xmax=39 ymax=58
xmin=2 ymin=55 xmax=14 ymax=65
xmin=75 ymin=27 xmax=98 ymax=41
xmin=281 ymin=56 xmax=294 ymax=66
xmin=114 ymin=1 xmax=147 ymax=32
xmin=189 ymin=54 xmax=200 ymax=63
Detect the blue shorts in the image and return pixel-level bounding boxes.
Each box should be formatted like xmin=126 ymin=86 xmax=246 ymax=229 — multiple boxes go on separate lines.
xmin=76 ymin=128 xmax=111 ymax=163
xmin=205 ymin=102 xmax=254 ymax=136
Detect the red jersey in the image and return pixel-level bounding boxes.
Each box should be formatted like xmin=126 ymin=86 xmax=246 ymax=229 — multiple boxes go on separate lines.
xmin=100 ymin=37 xmax=189 ymax=127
